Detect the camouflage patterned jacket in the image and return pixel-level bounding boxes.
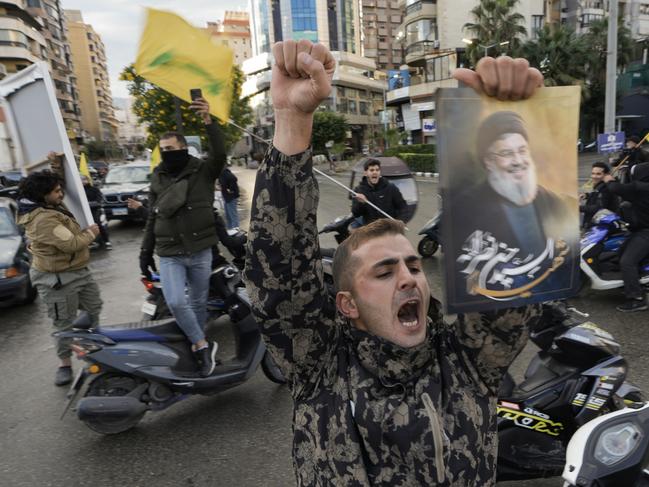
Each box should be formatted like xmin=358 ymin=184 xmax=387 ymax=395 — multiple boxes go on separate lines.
xmin=244 ymin=146 xmax=541 ymax=486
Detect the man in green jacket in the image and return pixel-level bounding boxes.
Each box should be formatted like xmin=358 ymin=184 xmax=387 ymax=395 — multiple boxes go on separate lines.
xmin=18 ymin=154 xmax=101 ymax=386
xmin=244 ymin=40 xmax=544 ymax=486
xmin=139 ymin=98 xmax=227 ymax=376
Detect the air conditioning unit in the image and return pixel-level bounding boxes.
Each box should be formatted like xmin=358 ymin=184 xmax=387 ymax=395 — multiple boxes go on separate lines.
xmin=0 ymin=64 xmax=7 ymax=80
xmin=432 ymin=40 xmax=440 ymax=49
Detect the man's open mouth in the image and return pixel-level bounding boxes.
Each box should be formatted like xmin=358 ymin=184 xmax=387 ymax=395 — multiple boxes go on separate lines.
xmin=397 ymin=299 xmax=420 ymax=328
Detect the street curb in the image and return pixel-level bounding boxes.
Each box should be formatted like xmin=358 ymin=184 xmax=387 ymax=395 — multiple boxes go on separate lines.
xmin=414 ymin=172 xmax=439 ymax=179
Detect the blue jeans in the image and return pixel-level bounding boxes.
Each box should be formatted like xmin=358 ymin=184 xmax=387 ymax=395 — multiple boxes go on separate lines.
xmin=224 ymin=198 xmax=239 ymax=229
xmin=158 ymin=248 xmax=212 ymax=344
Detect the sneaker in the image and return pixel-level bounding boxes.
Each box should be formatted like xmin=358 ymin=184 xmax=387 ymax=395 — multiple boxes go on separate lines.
xmin=89 ymin=242 xmax=100 ymax=251
xmin=616 ymin=298 xmax=648 ymax=313
xmin=104 ymin=242 xmax=113 ymax=250
xmin=195 ymin=342 xmax=219 ymax=377
xmin=55 ymin=366 xmax=72 ymax=386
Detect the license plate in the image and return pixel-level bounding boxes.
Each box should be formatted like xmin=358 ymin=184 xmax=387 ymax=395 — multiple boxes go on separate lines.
xmin=113 ymin=207 xmax=128 ymax=216
xmin=141 ymin=301 xmax=157 ymax=317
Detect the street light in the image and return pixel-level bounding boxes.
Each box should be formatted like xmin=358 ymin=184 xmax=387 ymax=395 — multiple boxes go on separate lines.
xmin=462 ymin=38 xmax=510 ymax=57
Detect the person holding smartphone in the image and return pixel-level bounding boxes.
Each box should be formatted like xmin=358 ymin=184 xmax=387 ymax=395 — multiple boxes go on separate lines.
xmin=139 ymin=94 xmax=227 ymax=376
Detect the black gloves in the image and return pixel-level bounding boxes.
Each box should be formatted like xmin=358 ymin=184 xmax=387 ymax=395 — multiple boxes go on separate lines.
xmin=139 ymin=250 xmax=157 ymax=280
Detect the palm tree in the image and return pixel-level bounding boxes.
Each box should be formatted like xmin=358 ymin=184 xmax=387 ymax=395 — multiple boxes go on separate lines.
xmin=521 ymin=24 xmax=588 ymax=90
xmin=463 ymin=0 xmax=528 ymax=66
xmin=580 ymin=17 xmax=634 ymax=135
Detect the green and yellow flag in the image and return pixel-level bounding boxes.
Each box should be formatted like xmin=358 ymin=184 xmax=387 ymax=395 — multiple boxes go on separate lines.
xmin=79 ymin=152 xmax=92 ymax=185
xmin=135 ymin=8 xmax=234 ymax=121
xmin=150 ymin=145 xmax=161 ymax=172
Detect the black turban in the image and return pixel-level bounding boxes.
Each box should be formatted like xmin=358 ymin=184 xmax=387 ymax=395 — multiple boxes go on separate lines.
xmin=476 ymin=111 xmax=529 ymax=162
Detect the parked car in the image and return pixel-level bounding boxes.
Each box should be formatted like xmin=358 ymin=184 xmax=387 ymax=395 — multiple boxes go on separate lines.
xmin=0 ymin=197 xmax=37 ymax=306
xmin=0 ymin=170 xmax=22 ymax=200
xmin=100 ymin=162 xmax=150 ymax=222
xmin=88 ymin=160 xmax=109 ymax=179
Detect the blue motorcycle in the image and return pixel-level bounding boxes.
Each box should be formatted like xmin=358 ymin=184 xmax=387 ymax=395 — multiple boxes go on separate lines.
xmin=580 ymin=210 xmax=649 ymax=292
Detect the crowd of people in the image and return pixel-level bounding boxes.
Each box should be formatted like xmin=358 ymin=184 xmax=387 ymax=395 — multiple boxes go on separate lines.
xmin=8 ymin=36 xmax=649 ymax=486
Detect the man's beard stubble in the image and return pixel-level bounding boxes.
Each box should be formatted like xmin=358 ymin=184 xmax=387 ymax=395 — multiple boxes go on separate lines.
xmin=487 ymin=164 xmax=538 ymax=206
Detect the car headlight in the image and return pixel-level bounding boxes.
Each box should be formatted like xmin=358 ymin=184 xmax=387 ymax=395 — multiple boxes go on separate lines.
xmin=135 ymin=193 xmax=148 ymax=201
xmin=594 ymin=422 xmax=643 ymax=466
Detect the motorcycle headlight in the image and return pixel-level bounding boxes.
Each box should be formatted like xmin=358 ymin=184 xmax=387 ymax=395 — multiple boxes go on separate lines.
xmin=594 ymin=422 xmax=643 ymax=466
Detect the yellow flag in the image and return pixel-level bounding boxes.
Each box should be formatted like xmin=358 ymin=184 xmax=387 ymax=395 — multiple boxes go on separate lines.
xmin=135 ymin=8 xmax=233 ymax=121
xmin=150 ymin=145 xmax=161 ymax=172
xmin=79 ymin=153 xmax=92 ymax=185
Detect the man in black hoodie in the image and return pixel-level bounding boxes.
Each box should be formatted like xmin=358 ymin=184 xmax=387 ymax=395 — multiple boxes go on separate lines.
xmin=351 ymin=158 xmax=407 ymax=224
xmin=603 ymin=162 xmax=649 ymax=312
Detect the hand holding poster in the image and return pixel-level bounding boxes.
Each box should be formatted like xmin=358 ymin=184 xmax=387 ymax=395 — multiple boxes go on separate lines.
xmin=437 ymin=86 xmax=581 ymax=313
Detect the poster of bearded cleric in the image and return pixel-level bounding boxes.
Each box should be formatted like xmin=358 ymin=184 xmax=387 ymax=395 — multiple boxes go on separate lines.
xmin=437 ymin=86 xmax=581 ymax=314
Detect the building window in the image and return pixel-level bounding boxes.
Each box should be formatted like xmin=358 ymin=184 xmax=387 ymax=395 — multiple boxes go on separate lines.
xmin=425 ymin=53 xmax=453 ymax=82
xmin=532 ymin=15 xmax=544 ymax=38
xmin=406 ymin=19 xmax=437 ymax=46
xmin=360 ymin=101 xmax=369 ymax=115
xmin=0 ymin=30 xmax=30 ymax=49
xmin=26 ymin=0 xmax=42 ymax=7
xmin=581 ymin=13 xmax=603 ymax=27
xmin=348 ymin=100 xmax=357 ymax=114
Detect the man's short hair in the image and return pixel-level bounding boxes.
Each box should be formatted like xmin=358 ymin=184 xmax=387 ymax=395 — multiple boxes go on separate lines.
xmin=18 ymin=170 xmax=63 ymax=204
xmin=476 ymin=111 xmax=529 ymax=162
xmin=332 ymin=218 xmax=406 ymax=292
xmin=363 ymin=158 xmax=381 ymax=171
xmin=592 ymin=161 xmax=611 ymax=174
xmin=628 ymin=135 xmax=641 ymax=145
xmin=160 ymin=131 xmax=187 ymax=147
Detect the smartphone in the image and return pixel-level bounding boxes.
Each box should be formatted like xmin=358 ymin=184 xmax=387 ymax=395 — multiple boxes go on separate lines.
xmin=190 ymin=88 xmax=202 ymax=101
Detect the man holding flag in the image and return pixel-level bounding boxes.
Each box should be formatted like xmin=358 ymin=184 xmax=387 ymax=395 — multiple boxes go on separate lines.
xmin=139 ymin=97 xmax=227 ymax=377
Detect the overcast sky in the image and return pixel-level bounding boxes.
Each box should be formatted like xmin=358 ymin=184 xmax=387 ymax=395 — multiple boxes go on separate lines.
xmin=61 ymin=0 xmax=248 ymax=99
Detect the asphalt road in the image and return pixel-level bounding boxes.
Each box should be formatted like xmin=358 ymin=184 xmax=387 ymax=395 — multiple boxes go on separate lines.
xmin=1 ymin=155 xmax=645 ymax=487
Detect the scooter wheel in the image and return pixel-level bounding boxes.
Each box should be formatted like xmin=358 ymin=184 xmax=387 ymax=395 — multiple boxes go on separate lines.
xmin=418 ymin=237 xmax=439 ymax=258
xmin=83 ymin=373 xmax=146 ymax=435
xmin=261 ymin=351 xmax=287 ymax=385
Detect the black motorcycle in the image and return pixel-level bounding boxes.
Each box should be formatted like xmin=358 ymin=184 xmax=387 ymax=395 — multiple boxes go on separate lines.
xmin=417 ymin=211 xmax=441 ymax=258
xmin=496 ymin=302 xmax=644 ymax=481
xmin=56 ymin=265 xmax=286 ymax=435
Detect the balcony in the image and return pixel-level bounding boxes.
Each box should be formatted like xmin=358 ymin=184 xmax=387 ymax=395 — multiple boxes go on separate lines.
xmin=386 ymin=77 xmax=457 ymax=104
xmin=403 ymin=0 xmax=436 ymax=24
xmin=405 ymin=40 xmax=439 ymax=63
xmin=405 ymin=0 xmax=436 ymax=16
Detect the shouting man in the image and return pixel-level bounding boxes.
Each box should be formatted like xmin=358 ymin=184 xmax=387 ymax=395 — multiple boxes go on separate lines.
xmin=244 ymin=40 xmax=545 ymax=486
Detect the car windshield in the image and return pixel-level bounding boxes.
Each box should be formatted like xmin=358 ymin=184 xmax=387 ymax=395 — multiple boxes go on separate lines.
xmin=390 ymin=177 xmax=418 ymax=205
xmin=0 ymin=208 xmax=18 ymax=237
xmin=103 ymin=166 xmax=149 ymax=185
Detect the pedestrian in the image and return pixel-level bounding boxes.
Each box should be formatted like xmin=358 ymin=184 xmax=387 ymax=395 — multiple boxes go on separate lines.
xmin=603 ymin=163 xmax=649 ymax=312
xmin=244 ymin=40 xmax=544 ymax=486
xmin=17 ymin=152 xmax=102 ymax=386
xmin=351 ymin=158 xmax=408 ymax=224
xmin=139 ymin=97 xmax=227 ymax=377
xmin=218 ymin=164 xmax=240 ymax=230
xmin=81 ymin=175 xmax=111 ymax=249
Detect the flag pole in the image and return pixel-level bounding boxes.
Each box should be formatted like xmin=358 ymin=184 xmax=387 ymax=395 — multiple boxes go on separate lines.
xmin=226 ymin=119 xmax=397 ymax=222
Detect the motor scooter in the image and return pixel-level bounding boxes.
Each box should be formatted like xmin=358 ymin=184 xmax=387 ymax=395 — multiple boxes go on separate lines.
xmin=417 ymin=211 xmax=441 ymax=257
xmin=563 ymin=402 xmax=649 ymax=486
xmin=580 ymin=210 xmax=649 ymax=292
xmin=496 ymin=302 xmax=644 ymax=481
xmin=56 ymin=265 xmax=286 ymax=435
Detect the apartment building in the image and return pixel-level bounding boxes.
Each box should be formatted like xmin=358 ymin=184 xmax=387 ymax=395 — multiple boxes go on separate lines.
xmin=206 ymin=11 xmax=252 ymax=66
xmin=246 ymin=0 xmax=385 ymax=152
xmin=361 ymin=0 xmax=404 ymax=70
xmin=65 ymin=9 xmax=117 ymax=142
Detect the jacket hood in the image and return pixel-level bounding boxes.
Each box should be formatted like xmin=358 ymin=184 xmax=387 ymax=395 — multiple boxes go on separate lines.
xmin=631 ymin=162 xmax=649 ymax=182
xmin=17 ymin=197 xmax=41 ymax=216
xmin=17 ymin=205 xmax=47 ymax=226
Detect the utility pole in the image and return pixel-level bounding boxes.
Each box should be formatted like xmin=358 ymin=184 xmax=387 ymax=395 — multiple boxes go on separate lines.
xmin=604 ymin=0 xmax=619 ymax=133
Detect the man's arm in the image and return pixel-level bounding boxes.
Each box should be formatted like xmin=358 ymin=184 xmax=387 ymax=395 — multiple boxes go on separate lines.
xmin=190 ymin=98 xmax=227 ymax=180
xmin=35 ymin=214 xmax=96 ymax=254
xmin=454 ymin=306 xmax=541 ymax=393
xmin=244 ymin=40 xmax=337 ymax=393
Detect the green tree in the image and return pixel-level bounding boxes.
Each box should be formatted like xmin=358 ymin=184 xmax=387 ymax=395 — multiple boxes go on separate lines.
xmin=312 ymin=111 xmax=348 ymax=152
xmin=521 ymin=24 xmax=588 ymax=89
xmin=580 ymin=17 xmax=634 ymax=136
xmin=463 ymin=0 xmax=527 ymax=66
xmin=119 ymin=64 xmax=252 ymax=151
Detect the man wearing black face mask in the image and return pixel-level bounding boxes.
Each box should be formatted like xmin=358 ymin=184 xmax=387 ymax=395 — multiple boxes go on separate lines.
xmin=139 ymin=98 xmax=227 ymax=376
